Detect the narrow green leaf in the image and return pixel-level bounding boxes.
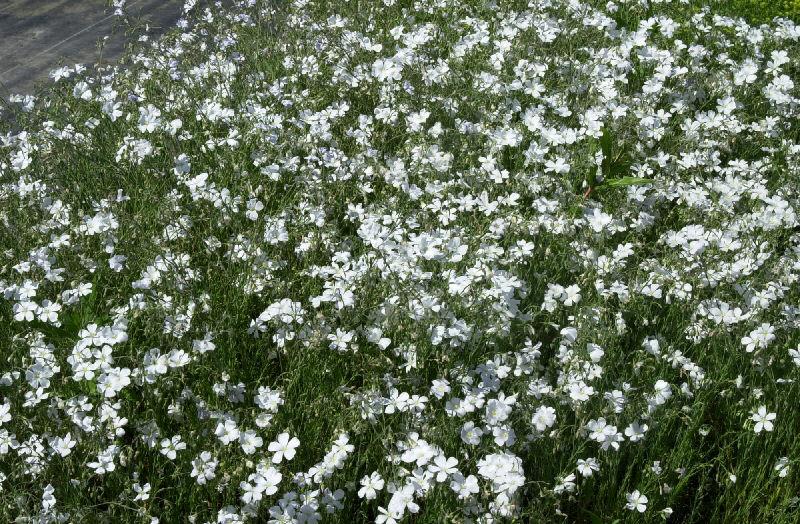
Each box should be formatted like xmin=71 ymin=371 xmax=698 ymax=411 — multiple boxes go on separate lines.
xmin=600 ymin=176 xmax=654 ymax=188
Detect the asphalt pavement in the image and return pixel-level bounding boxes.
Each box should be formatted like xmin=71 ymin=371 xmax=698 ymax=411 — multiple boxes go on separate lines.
xmin=0 ymin=0 xmax=183 ymax=97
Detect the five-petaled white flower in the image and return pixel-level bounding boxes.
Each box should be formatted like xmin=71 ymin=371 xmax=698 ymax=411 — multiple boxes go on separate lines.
xmin=625 ymin=490 xmax=648 ymax=512
xmin=267 ymin=432 xmax=300 ymax=463
xmin=750 ymin=406 xmax=776 ymax=433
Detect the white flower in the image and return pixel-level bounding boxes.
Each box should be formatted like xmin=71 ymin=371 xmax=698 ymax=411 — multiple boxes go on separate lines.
xmin=240 ymin=430 xmax=263 ymax=455
xmin=554 ymin=473 xmax=576 ymax=494
xmin=750 ymin=406 xmax=776 ymax=433
xmin=50 ymin=433 xmax=76 ymax=458
xmin=109 ymin=255 xmax=127 ymax=272
xmin=372 ymin=58 xmax=403 ymax=82
xmin=652 ymin=380 xmax=672 ymax=406
xmin=73 ymin=81 xmax=93 ymax=100
xmin=450 ymin=473 xmax=480 ymax=499
xmin=328 ymin=328 xmax=354 ymax=352
xmin=41 ymin=484 xmax=56 ymax=511
xmin=214 ymin=419 xmax=240 ymax=445
xmin=484 ymin=397 xmax=513 ymax=425
xmin=260 ymin=466 xmax=282 ymax=496
xmin=87 ymin=445 xmax=118 ymax=475
xmin=774 ymin=457 xmax=790 ymax=478
xmin=388 ymin=483 xmax=419 ymax=516
xmin=133 ymin=482 xmax=151 ymax=501
xmin=97 ymin=367 xmax=131 ymax=398
xmin=568 ymin=381 xmax=595 ymax=403
xmin=428 ymin=455 xmax=459 ymax=483
xmin=460 ymin=421 xmax=483 ymax=445
xmin=532 ymin=405 xmax=557 ymax=432
xmin=741 ymin=323 xmax=775 ymax=353
xmin=625 ymin=490 xmax=648 ymax=512
xmin=789 ymin=347 xmax=800 ymax=367
xmin=358 ymin=472 xmax=385 ymax=500
xmin=587 ymin=418 xmax=623 ymax=451
xmin=0 ymin=400 xmax=12 ymax=426
xmin=544 ymin=156 xmax=571 ymax=174
xmin=37 ymin=300 xmax=61 ymax=324
xmin=13 ymin=301 xmax=37 ymax=322
xmin=159 ymin=435 xmax=186 ymax=460
xmin=577 ymin=458 xmax=599 ymax=477
xmin=190 ymin=451 xmax=217 ymax=485
xmin=239 ymin=481 xmax=262 ymax=505
xmin=430 ymin=379 xmax=451 ymax=399
xmin=586 ymin=208 xmax=613 ymax=233
xmin=267 ymin=432 xmax=299 ymax=463
xmin=137 ymin=105 xmax=162 ymax=133
xmin=375 ymin=506 xmax=401 ymax=524
xmin=477 ymin=452 xmax=525 ymax=495
xmin=624 ymin=421 xmax=648 ymax=442
xmin=707 ymin=303 xmax=744 ymax=326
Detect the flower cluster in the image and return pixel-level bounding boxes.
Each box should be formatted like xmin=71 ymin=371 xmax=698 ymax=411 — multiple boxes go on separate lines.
xmin=0 ymin=0 xmax=798 ymax=522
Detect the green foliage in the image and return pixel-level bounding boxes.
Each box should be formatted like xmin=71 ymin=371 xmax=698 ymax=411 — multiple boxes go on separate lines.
xmin=0 ymin=0 xmax=799 ymax=522
xmin=722 ymin=0 xmax=800 ymax=23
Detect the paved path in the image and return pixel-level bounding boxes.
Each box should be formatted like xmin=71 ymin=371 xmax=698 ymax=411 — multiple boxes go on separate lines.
xmin=0 ymin=0 xmax=183 ymax=97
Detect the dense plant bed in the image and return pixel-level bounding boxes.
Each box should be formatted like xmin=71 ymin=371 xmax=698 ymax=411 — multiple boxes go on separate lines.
xmin=0 ymin=0 xmax=799 ymax=522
